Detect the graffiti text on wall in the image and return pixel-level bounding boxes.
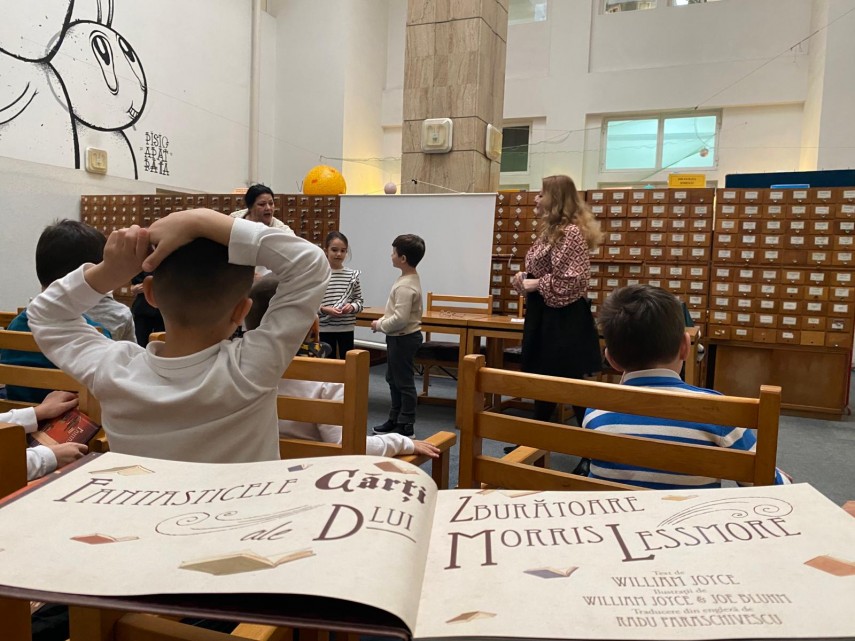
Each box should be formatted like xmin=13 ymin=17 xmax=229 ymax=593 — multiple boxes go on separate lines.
xmin=143 ymin=132 xmax=169 ymax=176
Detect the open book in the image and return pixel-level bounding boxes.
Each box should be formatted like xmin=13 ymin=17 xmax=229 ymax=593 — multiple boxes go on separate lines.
xmin=28 ymin=408 xmax=100 ymax=447
xmin=0 ymin=452 xmax=853 ymax=640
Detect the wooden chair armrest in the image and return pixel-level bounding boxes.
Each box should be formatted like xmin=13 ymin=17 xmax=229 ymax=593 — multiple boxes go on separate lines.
xmin=89 ymin=430 xmax=110 ymax=454
xmin=397 ymin=430 xmax=457 ymax=489
xmin=501 ymin=446 xmax=549 ymax=468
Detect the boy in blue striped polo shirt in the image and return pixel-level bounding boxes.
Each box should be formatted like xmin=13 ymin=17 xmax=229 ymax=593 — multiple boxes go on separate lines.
xmin=583 ymin=284 xmax=791 ymax=490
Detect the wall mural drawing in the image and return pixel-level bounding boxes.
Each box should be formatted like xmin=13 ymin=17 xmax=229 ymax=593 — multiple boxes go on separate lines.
xmin=0 ymin=0 xmax=147 ymax=178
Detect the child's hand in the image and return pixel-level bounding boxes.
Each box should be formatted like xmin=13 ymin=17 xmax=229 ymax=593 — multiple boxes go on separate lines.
xmin=412 ymin=440 xmax=440 ymax=459
xmin=85 ymin=226 xmax=150 ymax=294
xmin=34 ymin=391 xmax=79 ymax=422
xmin=339 ymin=303 xmax=354 ymax=314
xmin=48 ymin=442 xmax=88 ymax=469
xmin=321 ymin=305 xmax=343 ymax=317
xmin=143 ymin=209 xmax=233 ymax=272
xmin=370 ymin=319 xmax=380 ymax=332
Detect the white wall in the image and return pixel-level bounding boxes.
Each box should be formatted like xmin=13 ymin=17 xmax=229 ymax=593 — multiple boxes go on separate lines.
xmin=0 ymin=156 xmax=173 ymax=309
xmin=0 ymin=0 xmax=255 ymax=192
xmin=341 ymin=1 xmax=393 ymax=194
xmin=271 ymin=0 xmax=347 ymax=192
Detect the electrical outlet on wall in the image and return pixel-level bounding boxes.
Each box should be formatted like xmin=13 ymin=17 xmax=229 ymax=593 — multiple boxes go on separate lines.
xmin=86 ymin=147 xmax=108 ymax=175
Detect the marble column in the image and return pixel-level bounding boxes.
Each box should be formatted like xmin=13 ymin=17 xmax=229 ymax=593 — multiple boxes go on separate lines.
xmin=401 ymin=0 xmax=508 ymax=194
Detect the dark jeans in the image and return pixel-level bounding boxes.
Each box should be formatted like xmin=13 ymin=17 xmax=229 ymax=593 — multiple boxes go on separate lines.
xmin=385 ymin=331 xmax=423 ymax=424
xmin=320 ymin=331 xmax=355 ymax=359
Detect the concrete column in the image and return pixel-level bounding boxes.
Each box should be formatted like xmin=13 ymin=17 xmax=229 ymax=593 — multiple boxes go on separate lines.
xmin=401 ymin=0 xmax=508 ymax=194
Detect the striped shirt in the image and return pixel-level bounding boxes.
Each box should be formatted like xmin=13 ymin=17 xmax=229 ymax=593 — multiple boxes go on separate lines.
xmin=318 ymin=268 xmax=364 ymax=332
xmin=582 ymin=369 xmax=790 ymax=490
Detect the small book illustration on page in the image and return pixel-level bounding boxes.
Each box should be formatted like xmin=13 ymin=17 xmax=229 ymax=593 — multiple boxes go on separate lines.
xmin=524 ymin=566 xmax=579 ymax=579
xmin=446 ymin=611 xmax=497 ymax=624
xmin=288 ymin=464 xmax=311 ymax=472
xmin=804 ymin=555 xmax=855 ymax=577
xmin=500 ymin=490 xmax=541 ymax=498
xmin=374 ymin=461 xmax=419 ymax=474
xmin=179 ymin=548 xmax=315 ymax=576
xmin=662 ymin=494 xmax=698 ymax=501
xmin=71 ymin=533 xmax=139 ymax=545
xmin=90 ymin=464 xmax=154 ymax=476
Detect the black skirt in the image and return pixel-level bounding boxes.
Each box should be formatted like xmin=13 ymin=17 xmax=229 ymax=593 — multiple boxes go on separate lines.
xmin=521 ymin=291 xmax=603 ymax=379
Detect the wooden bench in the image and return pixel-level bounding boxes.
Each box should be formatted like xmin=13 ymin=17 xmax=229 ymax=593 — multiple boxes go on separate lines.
xmin=278 ymin=350 xmax=457 ymax=489
xmin=0 ymin=330 xmax=102 ymax=426
xmin=458 ymin=354 xmax=782 ymax=491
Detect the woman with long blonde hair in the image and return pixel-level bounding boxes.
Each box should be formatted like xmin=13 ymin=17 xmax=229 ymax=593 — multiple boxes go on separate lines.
xmin=511 ymin=175 xmax=603 ymax=435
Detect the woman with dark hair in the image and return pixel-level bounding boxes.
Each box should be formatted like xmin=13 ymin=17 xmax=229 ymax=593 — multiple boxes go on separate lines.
xmin=511 ymin=174 xmax=604 ymax=429
xmin=229 ymin=184 xmax=293 ymax=232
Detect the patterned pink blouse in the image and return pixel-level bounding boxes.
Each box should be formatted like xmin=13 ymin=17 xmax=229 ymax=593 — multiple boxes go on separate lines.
xmin=521 ymin=224 xmax=590 ymax=308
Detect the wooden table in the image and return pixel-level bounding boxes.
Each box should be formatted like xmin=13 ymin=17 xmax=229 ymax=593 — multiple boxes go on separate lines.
xmin=357 ymin=310 xmax=702 ymax=423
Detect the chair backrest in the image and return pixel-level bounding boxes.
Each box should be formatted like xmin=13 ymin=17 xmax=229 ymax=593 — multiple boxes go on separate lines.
xmin=458 ymin=354 xmax=782 ymax=491
xmin=0 ymin=311 xmax=18 ymax=329
xmin=0 ymin=330 xmax=102 ymax=424
xmin=278 ymin=349 xmax=370 ymax=459
xmin=424 ymin=292 xmax=492 ymax=341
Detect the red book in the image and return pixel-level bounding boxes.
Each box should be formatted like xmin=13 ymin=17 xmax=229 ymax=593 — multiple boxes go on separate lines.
xmin=28 ymin=409 xmax=100 ymax=447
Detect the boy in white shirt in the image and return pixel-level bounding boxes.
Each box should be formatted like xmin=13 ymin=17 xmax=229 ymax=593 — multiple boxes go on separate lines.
xmin=27 ymin=209 xmax=329 ymax=463
xmin=371 ymin=234 xmax=425 ymax=437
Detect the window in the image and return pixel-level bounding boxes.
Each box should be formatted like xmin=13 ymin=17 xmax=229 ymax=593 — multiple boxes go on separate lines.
xmin=501 ymin=125 xmax=530 ymax=173
xmin=602 ymin=113 xmax=718 ymax=173
xmin=508 ymin=0 xmax=548 ymax=25
xmin=604 ymin=0 xmax=657 ymax=13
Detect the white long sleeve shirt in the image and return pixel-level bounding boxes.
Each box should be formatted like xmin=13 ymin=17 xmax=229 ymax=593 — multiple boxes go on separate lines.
xmin=277 ymin=379 xmax=414 ymax=457
xmin=28 ymin=219 xmax=330 ymax=464
xmin=0 ymin=407 xmax=56 ymax=481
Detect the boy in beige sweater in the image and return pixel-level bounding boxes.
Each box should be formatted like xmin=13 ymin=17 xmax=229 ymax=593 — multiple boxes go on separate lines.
xmin=371 ymin=234 xmax=425 ymax=437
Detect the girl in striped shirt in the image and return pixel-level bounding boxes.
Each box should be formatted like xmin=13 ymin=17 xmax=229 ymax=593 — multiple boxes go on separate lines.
xmin=318 ymin=231 xmax=364 ymax=358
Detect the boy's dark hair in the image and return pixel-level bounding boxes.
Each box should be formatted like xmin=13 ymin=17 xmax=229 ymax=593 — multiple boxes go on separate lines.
xmin=244 ymin=184 xmax=274 ymax=209
xmin=151 ymin=239 xmax=253 ymax=327
xmin=36 ymin=219 xmax=106 ymax=287
xmin=324 ymin=230 xmax=348 ymax=248
xmin=245 ymin=276 xmax=278 ymax=331
xmin=392 ymin=234 xmax=425 ymax=267
xmin=598 ymin=284 xmax=685 ymax=371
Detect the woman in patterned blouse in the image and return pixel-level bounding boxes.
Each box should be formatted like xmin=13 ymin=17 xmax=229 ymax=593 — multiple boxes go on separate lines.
xmin=511 ymin=174 xmax=604 ymax=426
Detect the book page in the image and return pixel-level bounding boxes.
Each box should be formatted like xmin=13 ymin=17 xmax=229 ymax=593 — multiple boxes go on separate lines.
xmin=414 ymin=484 xmax=855 ymax=640
xmin=0 ymin=452 xmax=438 ymax=631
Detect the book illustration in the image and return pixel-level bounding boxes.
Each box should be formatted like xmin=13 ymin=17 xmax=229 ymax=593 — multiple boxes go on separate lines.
xmin=662 ymin=494 xmax=698 ymax=501
xmin=446 ymin=610 xmax=497 ymax=624
xmin=524 ymin=566 xmax=579 ymax=579
xmin=71 ymin=533 xmax=139 ymax=545
xmin=89 ymin=464 xmax=155 ymax=476
xmin=179 ymin=548 xmax=315 ymax=576
xmin=373 ymin=461 xmax=419 ymax=474
xmin=476 ymin=489 xmax=496 ymax=495
xmin=804 ymin=555 xmax=855 ymax=577
xmin=29 ymin=408 xmax=100 ymax=447
xmin=287 ymin=464 xmax=311 ymax=472
xmin=500 ymin=490 xmax=541 ymax=498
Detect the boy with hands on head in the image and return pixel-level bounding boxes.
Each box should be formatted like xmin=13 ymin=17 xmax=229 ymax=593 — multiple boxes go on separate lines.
xmin=28 ymin=209 xmax=330 ymax=463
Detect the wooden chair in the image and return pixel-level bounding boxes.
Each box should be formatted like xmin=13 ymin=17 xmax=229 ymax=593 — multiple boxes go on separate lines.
xmin=415 ymin=292 xmax=492 ymax=406
xmin=278 ymin=350 xmax=457 ymax=489
xmin=0 ymin=311 xmax=18 ymax=329
xmin=458 ymin=354 xmax=783 ymax=491
xmin=0 ymin=330 xmax=102 ymax=426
